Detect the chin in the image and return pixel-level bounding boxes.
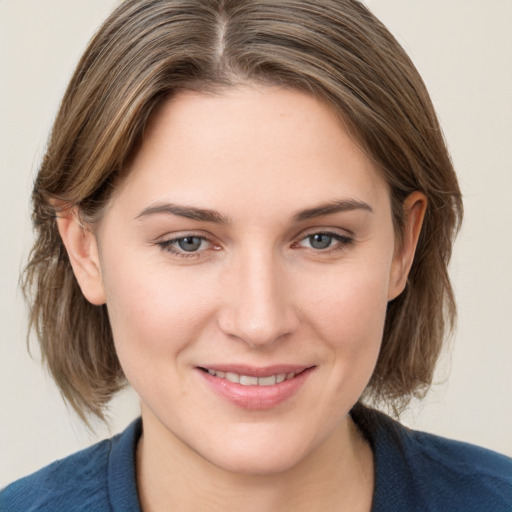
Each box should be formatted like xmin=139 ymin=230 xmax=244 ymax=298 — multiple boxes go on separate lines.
xmin=207 ymin=445 xmax=309 ymax=476
xmin=193 ymin=424 xmax=322 ymax=476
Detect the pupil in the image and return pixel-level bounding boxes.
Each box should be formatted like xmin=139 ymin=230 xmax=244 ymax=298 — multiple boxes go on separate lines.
xmin=178 ymin=237 xmax=202 ymax=251
xmin=310 ymin=234 xmax=332 ymax=249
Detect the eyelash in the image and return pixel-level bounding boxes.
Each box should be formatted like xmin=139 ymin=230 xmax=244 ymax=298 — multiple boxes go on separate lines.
xmin=292 ymin=231 xmax=354 ymax=252
xmin=156 ymin=230 xmax=354 ymax=259
xmin=157 ymin=235 xmax=215 ymax=259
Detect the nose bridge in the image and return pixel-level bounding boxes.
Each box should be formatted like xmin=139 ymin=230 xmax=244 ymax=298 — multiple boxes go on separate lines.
xmin=218 ymin=244 xmax=296 ymax=347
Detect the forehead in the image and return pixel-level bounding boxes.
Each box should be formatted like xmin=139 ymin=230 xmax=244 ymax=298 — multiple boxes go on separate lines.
xmin=110 ymin=85 xmax=390 ymax=221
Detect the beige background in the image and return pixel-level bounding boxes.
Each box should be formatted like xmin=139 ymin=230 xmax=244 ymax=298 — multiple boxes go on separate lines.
xmin=1 ymin=0 xmax=511 ymax=486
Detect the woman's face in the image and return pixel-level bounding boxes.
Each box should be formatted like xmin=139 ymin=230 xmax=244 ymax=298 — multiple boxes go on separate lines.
xmin=87 ymin=86 xmax=414 ymax=474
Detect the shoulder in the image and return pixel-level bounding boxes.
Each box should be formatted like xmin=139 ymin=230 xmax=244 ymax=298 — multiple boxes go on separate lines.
xmin=0 ymin=418 xmax=142 ymax=512
xmin=403 ymin=423 xmax=512 ymax=479
xmin=0 ymin=439 xmax=113 ymax=512
xmin=398 ymin=421 xmax=512 ymax=509
xmin=352 ymin=404 xmax=512 ymax=512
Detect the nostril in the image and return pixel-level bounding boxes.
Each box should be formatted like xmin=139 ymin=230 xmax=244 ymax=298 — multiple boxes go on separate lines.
xmin=216 ymin=271 xmax=299 ymax=348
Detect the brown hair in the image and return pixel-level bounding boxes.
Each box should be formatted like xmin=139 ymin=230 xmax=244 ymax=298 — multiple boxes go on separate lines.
xmin=23 ymin=0 xmax=462 ymax=422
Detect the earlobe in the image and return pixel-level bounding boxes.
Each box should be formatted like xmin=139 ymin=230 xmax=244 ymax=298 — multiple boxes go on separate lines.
xmin=388 ymin=191 xmax=427 ymax=301
xmin=56 ymin=208 xmax=106 ymax=305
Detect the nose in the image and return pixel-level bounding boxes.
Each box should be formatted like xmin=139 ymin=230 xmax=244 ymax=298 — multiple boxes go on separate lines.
xmin=217 ymin=250 xmax=299 ymax=349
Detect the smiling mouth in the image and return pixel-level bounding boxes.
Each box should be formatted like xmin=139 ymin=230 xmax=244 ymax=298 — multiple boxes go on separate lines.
xmin=199 ymin=368 xmax=300 ymax=386
xmin=198 ymin=366 xmax=314 ymax=409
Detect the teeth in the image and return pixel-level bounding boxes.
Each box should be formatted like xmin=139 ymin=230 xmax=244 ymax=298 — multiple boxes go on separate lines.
xmin=206 ymin=369 xmax=296 ymax=386
xmin=240 ymin=375 xmax=259 ymax=385
xmin=258 ymin=375 xmax=276 ymax=386
xmin=225 ymin=372 xmax=239 ymax=383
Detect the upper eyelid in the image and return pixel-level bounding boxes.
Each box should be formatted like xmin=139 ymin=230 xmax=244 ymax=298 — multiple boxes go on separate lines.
xmin=293 ymin=227 xmax=354 ymax=241
xmin=156 ymin=229 xmax=353 ymax=242
xmin=158 ymin=234 xmax=212 ymax=246
xmin=155 ymin=230 xmax=213 ymax=242
xmin=296 ymin=233 xmax=353 ymax=244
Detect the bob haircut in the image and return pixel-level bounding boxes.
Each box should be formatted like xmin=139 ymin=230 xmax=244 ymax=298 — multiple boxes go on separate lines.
xmin=24 ymin=0 xmax=462 ymax=423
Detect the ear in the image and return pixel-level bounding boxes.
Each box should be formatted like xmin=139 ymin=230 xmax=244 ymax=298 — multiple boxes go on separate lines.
xmin=56 ymin=208 xmax=106 ymax=305
xmin=388 ymin=191 xmax=427 ymax=301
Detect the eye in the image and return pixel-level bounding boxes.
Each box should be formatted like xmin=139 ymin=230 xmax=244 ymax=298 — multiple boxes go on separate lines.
xmin=307 ymin=233 xmax=336 ymax=250
xmin=294 ymin=231 xmax=354 ymax=252
xmin=157 ymin=235 xmax=215 ymax=257
xmin=176 ymin=236 xmax=204 ymax=252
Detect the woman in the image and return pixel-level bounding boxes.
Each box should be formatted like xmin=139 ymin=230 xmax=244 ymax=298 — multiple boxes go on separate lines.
xmin=1 ymin=0 xmax=510 ymax=510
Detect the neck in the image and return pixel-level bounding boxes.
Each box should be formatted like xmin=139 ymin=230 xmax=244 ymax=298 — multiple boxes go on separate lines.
xmin=136 ymin=406 xmax=374 ymax=512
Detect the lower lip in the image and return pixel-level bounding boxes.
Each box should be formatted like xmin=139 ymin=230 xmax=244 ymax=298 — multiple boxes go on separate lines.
xmin=198 ymin=368 xmax=314 ymax=410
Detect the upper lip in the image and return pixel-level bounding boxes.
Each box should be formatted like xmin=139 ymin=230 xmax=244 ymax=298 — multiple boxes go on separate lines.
xmin=197 ymin=364 xmax=314 ymax=378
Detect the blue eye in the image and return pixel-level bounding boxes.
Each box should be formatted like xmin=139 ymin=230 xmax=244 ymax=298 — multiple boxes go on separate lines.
xmin=176 ymin=236 xmax=204 ymax=252
xmin=297 ymin=232 xmax=353 ymax=251
xmin=158 ymin=235 xmax=212 ymax=257
xmin=308 ymin=233 xmax=335 ymax=250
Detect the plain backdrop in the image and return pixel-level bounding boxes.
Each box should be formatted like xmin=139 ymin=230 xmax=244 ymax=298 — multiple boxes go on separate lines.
xmin=1 ymin=0 xmax=511 ymax=487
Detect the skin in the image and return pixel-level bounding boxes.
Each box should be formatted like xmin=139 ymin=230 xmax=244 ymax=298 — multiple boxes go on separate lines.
xmin=58 ymin=85 xmax=426 ymax=511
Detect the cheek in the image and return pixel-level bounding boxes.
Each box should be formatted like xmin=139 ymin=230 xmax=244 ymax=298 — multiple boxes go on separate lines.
xmin=101 ymin=256 xmax=216 ymax=378
xmin=280 ymin=261 xmax=391 ymax=435
xmin=302 ymin=260 xmax=391 ymax=346
xmin=299 ymin=257 xmax=391 ymax=398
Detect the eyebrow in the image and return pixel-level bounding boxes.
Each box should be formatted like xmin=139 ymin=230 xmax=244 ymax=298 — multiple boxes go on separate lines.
xmin=293 ymin=199 xmax=373 ymax=222
xmin=135 ymin=198 xmax=373 ymax=224
xmin=135 ymin=203 xmax=229 ymax=224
